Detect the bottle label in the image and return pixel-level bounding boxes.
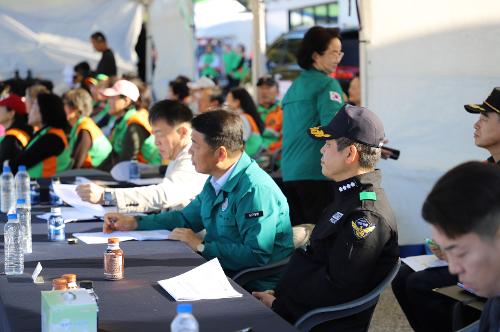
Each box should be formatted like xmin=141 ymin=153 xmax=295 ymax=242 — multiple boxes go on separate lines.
xmin=104 ymin=253 xmax=123 ymax=280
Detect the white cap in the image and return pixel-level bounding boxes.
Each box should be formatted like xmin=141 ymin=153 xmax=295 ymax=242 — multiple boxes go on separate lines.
xmin=102 ymin=80 xmax=140 ymax=102
xmin=187 ymin=76 xmax=215 ymax=90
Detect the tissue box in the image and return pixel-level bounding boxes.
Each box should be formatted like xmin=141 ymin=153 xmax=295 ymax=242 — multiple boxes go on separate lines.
xmin=41 ymin=289 xmax=97 ymax=332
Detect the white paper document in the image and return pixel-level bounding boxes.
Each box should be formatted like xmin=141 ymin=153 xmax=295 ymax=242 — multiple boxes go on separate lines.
xmin=158 ymin=258 xmax=243 ymax=301
xmin=52 ymin=182 xmax=105 ymax=216
xmin=36 ymin=206 xmax=117 ymax=223
xmin=72 ymin=230 xmax=171 ymax=244
xmin=402 ymin=254 xmax=448 ymax=272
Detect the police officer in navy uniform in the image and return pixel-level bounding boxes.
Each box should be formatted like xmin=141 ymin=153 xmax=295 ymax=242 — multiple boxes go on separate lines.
xmin=253 ymin=104 xmax=399 ymax=331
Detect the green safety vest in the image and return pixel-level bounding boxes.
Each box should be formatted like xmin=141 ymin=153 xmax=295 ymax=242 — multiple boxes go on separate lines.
xmin=141 ymin=135 xmax=162 ymax=165
xmin=69 ymin=117 xmax=112 ymax=167
xmin=110 ymin=108 xmax=137 ymax=155
xmin=26 ymin=126 xmax=71 ymax=178
xmin=200 ymin=52 xmax=219 ymax=78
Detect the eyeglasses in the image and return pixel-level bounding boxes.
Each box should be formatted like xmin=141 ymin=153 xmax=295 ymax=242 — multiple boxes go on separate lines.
xmin=332 ymin=51 xmax=344 ymax=60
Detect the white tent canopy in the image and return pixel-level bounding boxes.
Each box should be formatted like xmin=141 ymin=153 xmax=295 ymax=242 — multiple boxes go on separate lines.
xmin=0 ymin=0 xmax=195 ymax=97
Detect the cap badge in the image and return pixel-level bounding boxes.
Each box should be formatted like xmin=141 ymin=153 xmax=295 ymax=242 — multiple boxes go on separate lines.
xmin=310 ymin=126 xmax=331 ymax=138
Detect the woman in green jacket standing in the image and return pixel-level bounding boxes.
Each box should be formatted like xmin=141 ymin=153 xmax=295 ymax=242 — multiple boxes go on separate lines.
xmin=281 ymin=26 xmax=345 ymax=226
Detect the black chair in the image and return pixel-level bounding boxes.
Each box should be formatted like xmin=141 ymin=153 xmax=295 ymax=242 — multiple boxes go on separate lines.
xmin=232 ymin=258 xmax=291 ymax=289
xmin=294 ymin=258 xmax=402 ymax=332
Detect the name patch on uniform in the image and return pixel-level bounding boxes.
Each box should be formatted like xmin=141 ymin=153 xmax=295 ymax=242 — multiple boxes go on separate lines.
xmin=245 ymin=211 xmax=264 ymax=219
xmin=329 ymin=212 xmax=344 ymax=224
xmin=329 ymin=91 xmax=342 ymax=103
xmin=352 ymin=218 xmax=376 ymax=239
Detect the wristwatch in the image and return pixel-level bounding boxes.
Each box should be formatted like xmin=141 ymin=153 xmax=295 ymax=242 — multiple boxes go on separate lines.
xmin=103 ymin=190 xmax=115 ymax=206
xmin=196 ymin=242 xmax=205 ymax=253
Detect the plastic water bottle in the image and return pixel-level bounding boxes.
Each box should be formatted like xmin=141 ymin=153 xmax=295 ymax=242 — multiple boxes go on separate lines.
xmin=4 ymin=213 xmax=24 ymax=275
xmin=49 ymin=177 xmax=63 ymax=206
xmin=15 ymin=165 xmax=30 ymax=205
xmin=171 ymin=304 xmax=199 ymax=332
xmin=30 ymin=181 xmax=40 ymax=205
xmin=48 ymin=207 xmax=65 ymax=241
xmin=129 ymin=159 xmax=139 ymax=180
xmin=16 ymin=198 xmax=32 ymax=254
xmin=1 ymin=165 xmax=15 ymax=213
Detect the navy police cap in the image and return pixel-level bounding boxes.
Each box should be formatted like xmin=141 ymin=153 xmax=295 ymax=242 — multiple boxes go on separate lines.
xmin=464 ymin=87 xmax=500 ymax=114
xmin=308 ymin=104 xmax=385 ymax=148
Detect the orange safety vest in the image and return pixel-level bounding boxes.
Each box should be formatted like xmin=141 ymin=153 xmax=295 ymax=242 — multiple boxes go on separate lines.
xmin=126 ymin=109 xmax=152 ymax=163
xmin=5 ymin=128 xmax=30 ymax=147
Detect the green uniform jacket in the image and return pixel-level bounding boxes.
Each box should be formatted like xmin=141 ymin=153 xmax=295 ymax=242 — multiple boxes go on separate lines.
xmin=281 ymin=69 xmax=344 ymax=181
xmin=137 ymin=152 xmax=294 ymax=290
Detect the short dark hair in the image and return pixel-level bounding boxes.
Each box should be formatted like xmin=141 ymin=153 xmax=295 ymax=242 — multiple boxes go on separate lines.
xmin=91 ymin=32 xmax=106 ymax=42
xmin=37 ymin=93 xmax=70 ymax=129
xmin=336 ymin=137 xmax=381 ymax=169
xmin=297 ymin=26 xmax=341 ymax=70
xmin=73 ymin=61 xmax=90 ymax=75
xmin=169 ymin=80 xmax=190 ymax=101
xmin=191 ymin=109 xmax=244 ymax=154
xmin=422 ymin=161 xmax=500 ymax=239
xmin=148 ymin=100 xmax=193 ymax=127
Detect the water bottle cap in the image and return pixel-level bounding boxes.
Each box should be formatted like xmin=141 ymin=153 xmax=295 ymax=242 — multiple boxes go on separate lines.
xmin=3 ymin=165 xmax=11 ymax=173
xmin=176 ymin=303 xmax=192 ymax=314
xmin=51 ymin=207 xmax=62 ymax=214
xmin=18 ymin=165 xmax=26 ymax=172
xmin=7 ymin=214 xmax=17 ymax=220
xmin=17 ymin=198 xmax=26 ymax=204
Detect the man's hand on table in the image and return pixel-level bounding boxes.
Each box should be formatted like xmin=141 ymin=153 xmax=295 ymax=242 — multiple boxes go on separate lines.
xmin=103 ymin=213 xmax=138 ymax=233
xmin=76 ymin=183 xmax=105 ymax=204
xmin=252 ymin=290 xmax=276 ymax=308
xmin=169 ymin=228 xmax=202 ymax=251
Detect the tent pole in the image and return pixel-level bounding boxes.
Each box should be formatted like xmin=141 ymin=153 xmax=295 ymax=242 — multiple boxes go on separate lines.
xmin=250 ymin=0 xmax=266 ymax=92
xmin=144 ymin=1 xmax=153 ymax=88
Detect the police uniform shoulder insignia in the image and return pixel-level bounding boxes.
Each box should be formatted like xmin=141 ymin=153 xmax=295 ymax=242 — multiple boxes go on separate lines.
xmin=329 ymin=212 xmax=344 ymax=224
xmin=352 ymin=217 xmax=376 ymax=239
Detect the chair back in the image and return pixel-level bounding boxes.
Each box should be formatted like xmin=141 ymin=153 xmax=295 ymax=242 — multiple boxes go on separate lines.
xmin=294 ymin=258 xmax=401 ymax=332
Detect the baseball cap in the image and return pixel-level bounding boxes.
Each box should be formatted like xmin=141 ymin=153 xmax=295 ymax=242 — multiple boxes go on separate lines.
xmin=85 ymin=73 xmax=109 ymax=86
xmin=0 ymin=94 xmax=27 ymax=115
xmin=187 ymin=76 xmax=215 ymax=90
xmin=464 ymin=88 xmax=500 ymax=114
xmin=257 ymin=75 xmax=277 ymax=87
xmin=308 ymin=104 xmax=385 ymax=147
xmin=102 ymin=79 xmax=139 ymax=102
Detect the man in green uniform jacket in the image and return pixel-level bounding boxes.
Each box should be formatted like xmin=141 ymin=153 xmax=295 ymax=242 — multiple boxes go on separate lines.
xmin=103 ymin=110 xmax=294 ymax=291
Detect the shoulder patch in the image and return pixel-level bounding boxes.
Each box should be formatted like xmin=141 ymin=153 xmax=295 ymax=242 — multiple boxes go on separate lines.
xmin=352 ymin=218 xmax=376 ymax=239
xmin=329 ymin=91 xmax=342 ymax=103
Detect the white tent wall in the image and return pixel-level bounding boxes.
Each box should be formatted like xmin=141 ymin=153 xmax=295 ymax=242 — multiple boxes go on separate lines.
xmin=359 ymin=0 xmax=500 ymax=245
xmin=0 ymin=0 xmax=143 ymax=93
xmin=149 ymin=0 xmax=195 ymax=98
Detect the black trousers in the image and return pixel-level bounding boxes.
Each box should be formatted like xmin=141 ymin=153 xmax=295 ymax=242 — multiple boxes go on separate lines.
xmin=392 ymin=264 xmax=458 ymax=332
xmin=282 ymin=180 xmax=334 ymax=226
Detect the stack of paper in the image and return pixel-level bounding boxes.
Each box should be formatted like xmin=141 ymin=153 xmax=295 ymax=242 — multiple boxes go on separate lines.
xmin=52 ymin=182 xmax=105 ymax=216
xmin=36 ymin=206 xmax=117 ymax=223
xmin=158 ymin=258 xmax=243 ymax=301
xmin=402 ymin=255 xmax=448 ymax=272
xmin=73 ymin=230 xmax=171 ymax=244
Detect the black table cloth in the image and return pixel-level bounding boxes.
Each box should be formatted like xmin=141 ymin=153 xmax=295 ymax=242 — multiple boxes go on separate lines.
xmin=0 ymin=209 xmax=297 ymax=332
